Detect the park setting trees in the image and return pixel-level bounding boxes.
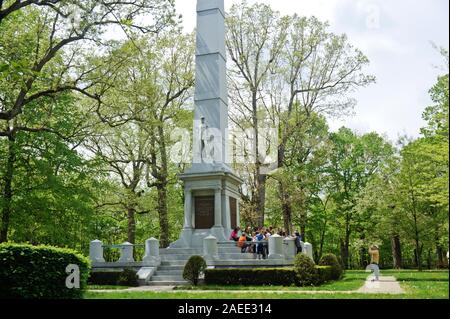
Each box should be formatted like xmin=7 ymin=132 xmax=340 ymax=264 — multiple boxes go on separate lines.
xmin=0 ymin=0 xmax=448 ymax=277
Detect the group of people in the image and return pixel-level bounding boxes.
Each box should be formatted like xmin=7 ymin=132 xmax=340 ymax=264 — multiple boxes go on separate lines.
xmin=229 ymin=226 xmax=304 ymax=260
xmin=230 ymin=227 xmax=384 ymax=281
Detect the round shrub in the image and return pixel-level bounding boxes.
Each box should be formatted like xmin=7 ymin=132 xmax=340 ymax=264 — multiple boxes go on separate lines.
xmin=319 ymin=253 xmax=343 ymax=280
xmin=183 ymin=255 xmax=206 ymax=286
xmin=0 ymin=243 xmax=90 ymax=299
xmin=293 ymin=253 xmax=318 ymax=286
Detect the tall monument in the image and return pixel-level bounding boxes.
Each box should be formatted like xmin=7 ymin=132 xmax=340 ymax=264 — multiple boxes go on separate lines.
xmin=171 ymin=0 xmax=242 ymax=248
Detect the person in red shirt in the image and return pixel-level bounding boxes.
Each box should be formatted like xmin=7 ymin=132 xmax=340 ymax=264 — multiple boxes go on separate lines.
xmin=229 ymin=227 xmax=240 ymax=241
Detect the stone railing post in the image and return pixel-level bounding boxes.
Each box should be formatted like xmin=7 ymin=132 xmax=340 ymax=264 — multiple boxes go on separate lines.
xmin=203 ymin=235 xmax=218 ymax=261
xmin=303 ymin=242 xmax=313 ymax=260
xmin=268 ymin=234 xmax=283 ymax=259
xmin=89 ymin=240 xmax=105 ymax=263
xmin=143 ymin=237 xmax=161 ymax=266
xmin=118 ymin=242 xmax=134 ymax=263
xmin=283 ymin=237 xmax=296 ymax=261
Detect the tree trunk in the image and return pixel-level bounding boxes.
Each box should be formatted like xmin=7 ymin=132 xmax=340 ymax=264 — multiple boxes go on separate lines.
xmin=340 ymin=213 xmax=351 ymax=269
xmin=298 ymin=190 xmax=307 ymax=241
xmin=256 ymin=173 xmax=266 ymax=227
xmin=279 ymin=181 xmax=292 ymax=235
xmin=391 ymin=234 xmax=403 ymax=269
xmin=360 ymin=246 xmax=368 ymax=269
xmin=127 ymin=207 xmax=136 ymax=244
xmin=426 ymin=249 xmax=432 ymax=270
xmin=414 ymin=240 xmax=423 ymax=271
xmin=340 ymin=238 xmax=350 ymax=270
xmin=157 ymin=125 xmax=170 ymax=248
xmin=157 ymin=182 xmax=169 ymax=248
xmin=0 ymin=134 xmax=16 ymax=243
xmin=251 ymin=89 xmax=266 ymax=228
xmin=436 ymin=244 xmax=444 ymax=268
xmin=318 ymin=224 xmax=327 ymax=261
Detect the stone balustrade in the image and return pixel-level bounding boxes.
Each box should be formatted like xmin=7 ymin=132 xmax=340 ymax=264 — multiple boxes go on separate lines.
xmin=89 ymin=239 xmax=160 ymax=266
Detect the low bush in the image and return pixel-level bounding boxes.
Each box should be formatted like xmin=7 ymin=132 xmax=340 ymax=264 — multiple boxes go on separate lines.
xmin=293 ymin=254 xmax=318 ymax=286
xmin=183 ymin=255 xmax=207 ymax=286
xmin=316 ymin=266 xmax=333 ymax=284
xmin=319 ymin=253 xmax=343 ymax=280
xmin=0 ymin=243 xmax=90 ymax=299
xmin=205 ymin=268 xmax=296 ymax=286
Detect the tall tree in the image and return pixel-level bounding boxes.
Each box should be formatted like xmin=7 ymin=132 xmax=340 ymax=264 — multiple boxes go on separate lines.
xmin=226 ymin=1 xmax=288 ymax=227
xmin=325 ymin=128 xmax=393 ymax=268
xmin=0 ymin=0 xmax=176 ymax=243
xmin=84 ymin=32 xmax=194 ymax=247
xmin=265 ymin=15 xmax=374 ymax=235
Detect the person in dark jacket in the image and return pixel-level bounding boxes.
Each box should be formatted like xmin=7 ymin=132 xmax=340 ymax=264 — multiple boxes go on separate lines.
xmin=294 ymin=231 xmax=303 ymax=254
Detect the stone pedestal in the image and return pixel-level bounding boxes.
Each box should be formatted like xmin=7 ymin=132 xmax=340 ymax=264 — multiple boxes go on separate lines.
xmin=203 ymin=235 xmax=219 ymax=261
xmin=303 ymin=242 xmax=314 ymax=260
xmin=268 ymin=234 xmax=284 ymax=260
xmin=118 ymin=242 xmax=134 ymax=263
xmin=171 ymin=172 xmax=242 ymax=248
xmin=143 ymin=237 xmax=161 ymax=266
xmin=89 ymin=240 xmax=105 ymax=263
xmin=283 ymin=237 xmax=296 ymax=260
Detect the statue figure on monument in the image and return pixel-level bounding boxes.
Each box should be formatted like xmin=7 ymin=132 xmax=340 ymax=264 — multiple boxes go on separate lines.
xmin=200 ymin=117 xmax=215 ymax=163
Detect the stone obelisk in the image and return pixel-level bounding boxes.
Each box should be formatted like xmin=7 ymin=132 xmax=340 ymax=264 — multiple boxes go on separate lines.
xmin=170 ymin=0 xmax=242 ymax=248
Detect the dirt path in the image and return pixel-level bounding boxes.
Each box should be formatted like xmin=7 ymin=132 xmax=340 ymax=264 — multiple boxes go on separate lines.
xmin=357 ymin=275 xmax=404 ymax=294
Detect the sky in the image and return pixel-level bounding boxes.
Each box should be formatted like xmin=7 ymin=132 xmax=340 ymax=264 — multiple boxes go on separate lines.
xmin=175 ymin=0 xmax=449 ymax=142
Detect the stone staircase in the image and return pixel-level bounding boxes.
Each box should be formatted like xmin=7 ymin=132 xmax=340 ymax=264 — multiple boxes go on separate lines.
xmin=145 ymin=243 xmax=256 ymax=286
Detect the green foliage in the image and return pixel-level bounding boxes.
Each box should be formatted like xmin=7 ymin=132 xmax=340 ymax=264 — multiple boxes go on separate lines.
xmin=204 ymin=266 xmax=334 ymax=286
xmin=319 ymin=254 xmax=343 ymax=280
xmin=183 ymin=255 xmax=206 ymax=286
xmin=0 ymin=243 xmax=90 ymax=299
xmin=89 ymin=268 xmax=138 ymax=287
xmin=204 ymin=268 xmax=297 ymax=286
xmin=316 ymin=266 xmax=334 ymax=284
xmin=293 ymin=254 xmax=319 ymax=286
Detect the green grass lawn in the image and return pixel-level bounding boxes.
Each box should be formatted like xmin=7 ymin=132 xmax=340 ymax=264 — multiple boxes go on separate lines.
xmin=87 ymin=285 xmax=131 ymax=290
xmin=382 ymin=269 xmax=449 ymax=299
xmin=175 ymin=271 xmax=368 ymax=291
xmin=84 ymin=269 xmax=449 ymax=299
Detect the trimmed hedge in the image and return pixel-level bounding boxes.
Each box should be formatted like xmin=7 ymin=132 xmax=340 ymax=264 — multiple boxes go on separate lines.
xmin=88 ymin=268 xmax=139 ymax=287
xmin=205 ymin=268 xmax=297 ymax=286
xmin=316 ymin=266 xmax=333 ymax=284
xmin=319 ymin=253 xmax=343 ymax=280
xmin=0 ymin=243 xmax=90 ymax=299
xmin=204 ymin=266 xmax=334 ymax=286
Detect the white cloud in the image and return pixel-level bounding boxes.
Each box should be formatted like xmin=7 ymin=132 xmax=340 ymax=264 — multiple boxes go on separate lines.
xmin=176 ymin=0 xmax=449 ymax=140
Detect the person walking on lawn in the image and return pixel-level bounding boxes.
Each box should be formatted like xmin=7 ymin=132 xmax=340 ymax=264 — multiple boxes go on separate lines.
xmin=368 ymin=244 xmax=380 ymax=281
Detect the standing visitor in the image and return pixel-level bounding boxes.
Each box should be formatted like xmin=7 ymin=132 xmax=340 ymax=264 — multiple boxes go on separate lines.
xmin=294 ymin=231 xmax=303 ymax=254
xmin=255 ymin=231 xmax=265 ymax=260
xmin=368 ymin=245 xmax=380 ymax=281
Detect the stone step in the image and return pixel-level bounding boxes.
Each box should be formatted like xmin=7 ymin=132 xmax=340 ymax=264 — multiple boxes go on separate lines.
xmin=160 ymin=253 xmax=255 ymax=261
xmin=152 ymin=275 xmax=184 ymax=281
xmin=161 ymin=261 xmax=188 ymax=266
xmin=157 ymin=265 xmax=185 ymax=271
xmin=160 ymin=249 xmax=202 ymax=255
xmin=155 ymin=270 xmax=183 ymax=275
xmin=146 ymin=281 xmax=188 ymax=286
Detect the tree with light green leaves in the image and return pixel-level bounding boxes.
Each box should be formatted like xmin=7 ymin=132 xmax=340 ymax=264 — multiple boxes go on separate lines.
xmin=84 ymin=32 xmax=194 ymax=247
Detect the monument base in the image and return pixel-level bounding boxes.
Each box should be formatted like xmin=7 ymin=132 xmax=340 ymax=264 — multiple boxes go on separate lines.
xmin=170 ymin=169 xmax=242 ymax=249
xmin=170 ymin=228 xmax=228 ymax=248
